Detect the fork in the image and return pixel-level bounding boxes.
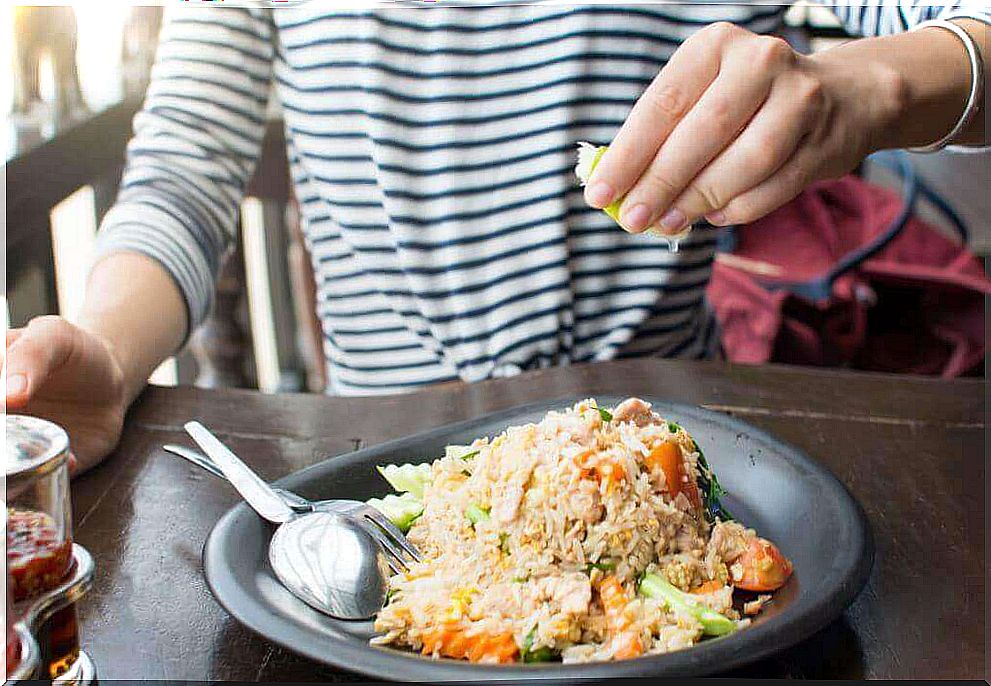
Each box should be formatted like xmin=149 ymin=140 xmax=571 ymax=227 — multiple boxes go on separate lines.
xmin=164 ymin=439 xmax=420 ymax=573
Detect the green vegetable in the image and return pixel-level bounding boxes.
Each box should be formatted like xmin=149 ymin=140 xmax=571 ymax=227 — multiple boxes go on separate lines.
xmin=366 ymin=492 xmax=424 ymax=533
xmin=512 ymin=574 xmax=530 ymax=583
xmin=668 ymin=422 xmax=733 ymax=522
xmin=465 ymin=504 xmax=490 ymax=527
xmin=520 ymin=627 xmax=558 ymax=663
xmin=524 ymin=646 xmax=556 ymax=663
xmin=499 ymin=532 xmax=511 ymax=554
xmin=638 ymin=573 xmax=736 ymax=637
xmin=445 ymin=445 xmax=479 ymax=461
xmin=597 ymin=407 xmax=613 ymax=422
xmin=376 ymin=463 xmax=432 ymax=500
xmin=693 ymin=441 xmax=734 ymax=522
xmin=583 ymin=560 xmax=617 ymax=573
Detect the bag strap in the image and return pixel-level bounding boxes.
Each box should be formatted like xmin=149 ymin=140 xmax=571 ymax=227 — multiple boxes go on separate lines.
xmin=756 ymin=150 xmax=968 ymax=301
xmin=869 ymin=150 xmax=969 ymax=243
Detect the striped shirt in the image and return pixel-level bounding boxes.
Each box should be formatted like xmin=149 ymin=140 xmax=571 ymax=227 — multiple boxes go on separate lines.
xmin=94 ymin=2 xmax=986 ymax=394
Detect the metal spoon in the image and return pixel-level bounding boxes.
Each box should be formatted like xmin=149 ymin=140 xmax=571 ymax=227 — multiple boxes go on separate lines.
xmin=162 ymin=443 xmax=421 ymax=567
xmin=183 ymin=421 xmax=390 ymax=620
xmin=164 ymin=443 xmax=325 ymax=511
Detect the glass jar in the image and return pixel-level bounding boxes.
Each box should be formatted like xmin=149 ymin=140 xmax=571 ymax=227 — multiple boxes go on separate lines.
xmin=5 ymin=544 xmax=39 ymax=682
xmin=5 ymin=415 xmax=79 ymax=679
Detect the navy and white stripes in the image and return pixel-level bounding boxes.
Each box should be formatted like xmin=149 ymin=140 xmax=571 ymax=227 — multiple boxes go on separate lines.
xmin=94 ymin=2 xmax=986 ymax=394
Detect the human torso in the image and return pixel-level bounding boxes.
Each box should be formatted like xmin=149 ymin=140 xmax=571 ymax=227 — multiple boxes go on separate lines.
xmin=270 ymin=4 xmax=785 ymax=393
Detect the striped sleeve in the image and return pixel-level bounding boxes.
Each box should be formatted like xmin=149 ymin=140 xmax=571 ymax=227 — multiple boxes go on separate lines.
xmin=93 ymin=7 xmax=274 ymax=337
xmin=817 ymin=0 xmax=991 ymax=35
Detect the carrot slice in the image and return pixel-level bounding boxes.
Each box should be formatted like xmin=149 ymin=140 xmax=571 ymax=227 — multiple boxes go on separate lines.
xmin=574 ymin=451 xmax=626 ymax=492
xmin=593 ymin=460 xmax=626 ymax=492
xmin=421 ymin=623 xmax=518 ymax=663
xmin=646 ymin=442 xmax=701 ymax=510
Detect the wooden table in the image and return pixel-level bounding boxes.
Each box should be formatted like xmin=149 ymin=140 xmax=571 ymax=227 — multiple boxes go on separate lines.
xmin=69 ymin=360 xmax=987 ymax=681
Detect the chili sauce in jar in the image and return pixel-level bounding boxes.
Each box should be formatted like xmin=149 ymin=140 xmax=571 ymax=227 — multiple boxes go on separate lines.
xmin=5 ymin=415 xmax=80 ymax=678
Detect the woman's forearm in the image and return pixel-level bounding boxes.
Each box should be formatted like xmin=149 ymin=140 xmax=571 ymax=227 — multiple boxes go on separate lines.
xmin=810 ymin=18 xmax=987 ymax=151
xmin=77 ymin=252 xmax=188 ymax=404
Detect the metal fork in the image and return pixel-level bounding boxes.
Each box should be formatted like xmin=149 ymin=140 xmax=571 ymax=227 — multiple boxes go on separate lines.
xmin=163 ymin=441 xmax=421 ymax=573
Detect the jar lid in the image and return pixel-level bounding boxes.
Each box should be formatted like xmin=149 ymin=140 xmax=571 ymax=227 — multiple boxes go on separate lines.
xmin=5 ymin=416 xmax=69 ymax=480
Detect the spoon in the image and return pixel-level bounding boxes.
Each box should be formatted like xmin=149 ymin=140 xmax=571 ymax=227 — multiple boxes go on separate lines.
xmin=164 ymin=443 xmax=323 ymax=511
xmin=183 ymin=421 xmax=390 ymax=620
xmin=162 ymin=442 xmax=421 ymax=566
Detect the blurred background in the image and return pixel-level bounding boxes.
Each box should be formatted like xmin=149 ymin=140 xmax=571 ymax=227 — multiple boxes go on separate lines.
xmin=4 ymin=3 xmax=988 ymax=394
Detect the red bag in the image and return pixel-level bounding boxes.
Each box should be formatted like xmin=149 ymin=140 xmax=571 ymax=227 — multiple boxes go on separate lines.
xmin=707 ymin=159 xmax=990 ymax=378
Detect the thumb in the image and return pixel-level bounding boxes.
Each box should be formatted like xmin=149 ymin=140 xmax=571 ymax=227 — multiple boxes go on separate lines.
xmin=5 ymin=316 xmax=75 ymax=409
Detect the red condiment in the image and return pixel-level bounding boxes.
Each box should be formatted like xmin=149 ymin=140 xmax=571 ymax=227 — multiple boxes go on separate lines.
xmin=6 ymin=416 xmax=84 ymax=679
xmin=6 ymin=509 xmax=74 ymax=602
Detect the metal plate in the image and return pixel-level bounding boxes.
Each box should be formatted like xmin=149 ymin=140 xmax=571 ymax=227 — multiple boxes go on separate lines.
xmin=203 ymin=397 xmax=873 ymax=681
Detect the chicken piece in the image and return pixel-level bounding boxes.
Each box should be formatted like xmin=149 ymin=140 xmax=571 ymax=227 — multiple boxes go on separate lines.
xmin=612 ymin=398 xmax=659 ymax=427
xmin=543 ymin=412 xmax=594 ymax=443
xmin=539 ymin=572 xmax=592 ymax=616
xmin=490 ymin=456 xmax=535 ymax=524
xmin=572 ymin=479 xmax=604 ymax=524
xmin=491 ymin=483 xmax=524 ymax=524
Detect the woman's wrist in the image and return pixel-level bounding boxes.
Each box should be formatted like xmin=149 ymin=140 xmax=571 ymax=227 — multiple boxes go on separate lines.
xmin=75 ymin=313 xmax=143 ymax=406
xmin=808 ymin=21 xmax=982 ymax=152
xmin=907 ymin=19 xmax=986 ymax=151
xmin=78 ymin=252 xmax=187 ymax=404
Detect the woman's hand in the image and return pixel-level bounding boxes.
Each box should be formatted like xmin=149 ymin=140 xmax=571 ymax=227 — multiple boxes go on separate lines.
xmin=4 ymin=253 xmax=191 ymax=475
xmin=5 ymin=316 xmax=128 ymax=475
xmin=584 ymin=21 xmax=908 ymax=234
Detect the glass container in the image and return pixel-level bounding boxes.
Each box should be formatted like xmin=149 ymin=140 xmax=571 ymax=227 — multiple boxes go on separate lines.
xmin=5 ymin=415 xmax=83 ymax=680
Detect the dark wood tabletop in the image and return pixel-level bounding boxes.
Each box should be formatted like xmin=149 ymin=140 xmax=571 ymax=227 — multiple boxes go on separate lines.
xmin=68 ymin=359 xmax=987 ymax=681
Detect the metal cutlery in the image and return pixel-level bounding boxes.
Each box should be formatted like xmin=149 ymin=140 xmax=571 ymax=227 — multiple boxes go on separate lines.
xmin=178 ymin=422 xmax=418 ymax=619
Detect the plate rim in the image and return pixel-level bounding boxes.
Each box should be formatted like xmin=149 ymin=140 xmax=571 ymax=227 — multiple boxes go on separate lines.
xmin=202 ymin=396 xmax=874 ymax=680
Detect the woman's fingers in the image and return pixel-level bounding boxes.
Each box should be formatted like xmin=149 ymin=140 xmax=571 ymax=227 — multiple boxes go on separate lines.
xmin=713 ymin=144 xmax=819 ymax=225
xmin=616 ymin=42 xmax=785 ymax=234
xmin=5 ymin=316 xmax=75 ymax=408
xmin=2 ymin=329 xmax=21 ymax=371
xmin=613 ymin=33 xmax=798 ymax=234
xmin=587 ymin=24 xmax=815 ymax=234
xmin=669 ymin=72 xmax=822 ymax=226
xmin=584 ymin=23 xmax=727 ymax=210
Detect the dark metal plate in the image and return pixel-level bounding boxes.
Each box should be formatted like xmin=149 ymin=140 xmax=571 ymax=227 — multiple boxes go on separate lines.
xmin=203 ymin=396 xmax=873 ymax=681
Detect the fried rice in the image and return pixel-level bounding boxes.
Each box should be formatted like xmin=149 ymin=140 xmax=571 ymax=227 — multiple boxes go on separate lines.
xmin=370 ymin=397 xmax=790 ymax=664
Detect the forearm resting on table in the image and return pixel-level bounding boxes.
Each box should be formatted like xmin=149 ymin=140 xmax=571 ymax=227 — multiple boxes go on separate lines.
xmin=814 ymin=18 xmax=987 ymax=150
xmin=78 ymin=252 xmax=187 ymax=404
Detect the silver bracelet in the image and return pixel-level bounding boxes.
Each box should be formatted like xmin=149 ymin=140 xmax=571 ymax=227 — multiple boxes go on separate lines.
xmin=907 ymin=19 xmax=984 ymax=153
xmin=943 ymin=11 xmax=991 ymax=29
